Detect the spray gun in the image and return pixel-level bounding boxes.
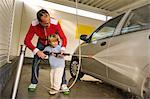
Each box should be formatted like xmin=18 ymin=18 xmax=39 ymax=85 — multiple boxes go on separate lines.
xmin=43 ymin=51 xmax=93 ymax=58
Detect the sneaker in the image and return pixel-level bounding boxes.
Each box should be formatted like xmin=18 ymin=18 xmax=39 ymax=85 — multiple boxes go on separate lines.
xmin=28 ymin=84 xmax=37 ymax=92
xmin=61 ymin=84 xmax=69 ymax=92
xmin=49 ymin=89 xmax=59 ymax=95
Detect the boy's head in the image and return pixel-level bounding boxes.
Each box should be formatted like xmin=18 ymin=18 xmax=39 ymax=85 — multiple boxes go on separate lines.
xmin=48 ymin=34 xmax=59 ymax=47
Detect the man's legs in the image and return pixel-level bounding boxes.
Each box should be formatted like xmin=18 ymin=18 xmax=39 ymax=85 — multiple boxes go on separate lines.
xmin=61 ymin=67 xmax=69 ymax=92
xmin=28 ymin=55 xmax=40 ymax=91
xmin=31 ymin=55 xmax=40 ymax=84
xmin=28 ymin=42 xmax=45 ymax=91
xmin=61 ymin=67 xmax=67 ymax=85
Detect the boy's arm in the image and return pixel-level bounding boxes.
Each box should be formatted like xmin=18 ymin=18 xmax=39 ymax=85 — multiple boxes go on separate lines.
xmin=43 ymin=47 xmax=52 ymax=55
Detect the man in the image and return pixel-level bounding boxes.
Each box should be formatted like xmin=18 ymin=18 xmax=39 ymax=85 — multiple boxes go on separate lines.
xmin=24 ymin=9 xmax=69 ymax=92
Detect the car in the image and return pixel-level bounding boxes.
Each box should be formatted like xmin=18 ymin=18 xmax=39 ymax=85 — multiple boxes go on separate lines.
xmin=70 ymin=4 xmax=150 ymax=98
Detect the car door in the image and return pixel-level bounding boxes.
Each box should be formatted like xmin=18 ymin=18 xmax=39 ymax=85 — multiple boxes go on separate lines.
xmin=107 ymin=5 xmax=150 ymax=87
xmin=81 ymin=37 xmax=110 ymax=77
xmin=81 ymin=14 xmax=125 ymax=78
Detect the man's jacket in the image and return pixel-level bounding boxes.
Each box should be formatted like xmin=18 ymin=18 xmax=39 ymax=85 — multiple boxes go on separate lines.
xmin=24 ymin=18 xmax=67 ymax=53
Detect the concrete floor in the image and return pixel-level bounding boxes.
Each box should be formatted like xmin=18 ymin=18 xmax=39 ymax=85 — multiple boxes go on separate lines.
xmin=1 ymin=64 xmax=133 ymax=99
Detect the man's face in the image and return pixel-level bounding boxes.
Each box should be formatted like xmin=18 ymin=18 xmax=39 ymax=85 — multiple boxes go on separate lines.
xmin=40 ymin=13 xmax=50 ymax=27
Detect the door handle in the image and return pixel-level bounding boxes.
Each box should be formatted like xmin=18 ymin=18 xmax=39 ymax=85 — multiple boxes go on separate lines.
xmin=101 ymin=41 xmax=106 ymax=46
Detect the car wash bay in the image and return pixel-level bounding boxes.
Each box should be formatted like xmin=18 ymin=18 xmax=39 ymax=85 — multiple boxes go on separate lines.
xmin=0 ymin=0 xmax=148 ymax=99
xmin=2 ymin=63 xmax=128 ymax=99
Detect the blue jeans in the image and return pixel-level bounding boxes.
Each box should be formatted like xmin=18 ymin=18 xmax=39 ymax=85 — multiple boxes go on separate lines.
xmin=31 ymin=41 xmax=67 ymax=85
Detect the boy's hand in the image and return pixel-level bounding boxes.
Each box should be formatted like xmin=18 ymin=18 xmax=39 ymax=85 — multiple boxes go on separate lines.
xmin=58 ymin=54 xmax=64 ymax=58
xmin=52 ymin=52 xmax=57 ymax=57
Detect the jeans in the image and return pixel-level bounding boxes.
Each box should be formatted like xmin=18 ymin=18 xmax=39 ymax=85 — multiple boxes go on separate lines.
xmin=31 ymin=41 xmax=67 ymax=85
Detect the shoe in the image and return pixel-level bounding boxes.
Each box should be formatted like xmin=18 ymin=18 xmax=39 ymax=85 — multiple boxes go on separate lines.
xmin=49 ymin=89 xmax=59 ymax=95
xmin=61 ymin=84 xmax=69 ymax=92
xmin=28 ymin=84 xmax=37 ymax=92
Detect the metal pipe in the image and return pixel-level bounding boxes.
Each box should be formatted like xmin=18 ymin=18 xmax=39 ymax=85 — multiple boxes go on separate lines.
xmin=11 ymin=45 xmax=26 ymax=99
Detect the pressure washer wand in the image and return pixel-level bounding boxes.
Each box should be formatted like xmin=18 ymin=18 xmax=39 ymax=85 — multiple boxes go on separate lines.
xmin=43 ymin=51 xmax=93 ymax=58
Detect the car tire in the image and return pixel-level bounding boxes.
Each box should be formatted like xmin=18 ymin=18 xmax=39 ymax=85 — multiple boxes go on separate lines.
xmin=143 ymin=76 xmax=150 ymax=99
xmin=70 ymin=57 xmax=84 ymax=79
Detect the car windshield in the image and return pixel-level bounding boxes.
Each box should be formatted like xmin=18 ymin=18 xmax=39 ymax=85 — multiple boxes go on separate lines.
xmin=91 ymin=14 xmax=124 ymax=41
xmin=121 ymin=4 xmax=150 ymax=34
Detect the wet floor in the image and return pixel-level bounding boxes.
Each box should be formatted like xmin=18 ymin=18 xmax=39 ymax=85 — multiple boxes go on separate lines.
xmin=1 ymin=64 xmax=134 ymax=99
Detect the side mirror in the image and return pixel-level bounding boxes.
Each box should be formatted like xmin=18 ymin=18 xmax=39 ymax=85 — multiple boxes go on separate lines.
xmin=80 ymin=35 xmax=87 ymax=41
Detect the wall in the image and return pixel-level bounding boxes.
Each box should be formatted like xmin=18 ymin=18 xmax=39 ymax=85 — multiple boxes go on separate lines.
xmin=0 ymin=0 xmax=23 ymax=67
xmin=0 ymin=0 xmax=23 ymax=94
xmin=19 ymin=2 xmax=104 ymax=60
xmin=10 ymin=0 xmax=23 ymax=57
xmin=0 ymin=0 xmax=14 ymax=67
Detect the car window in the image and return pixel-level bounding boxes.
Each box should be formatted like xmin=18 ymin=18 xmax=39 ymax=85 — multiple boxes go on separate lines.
xmin=91 ymin=14 xmax=124 ymax=41
xmin=121 ymin=4 xmax=150 ymax=34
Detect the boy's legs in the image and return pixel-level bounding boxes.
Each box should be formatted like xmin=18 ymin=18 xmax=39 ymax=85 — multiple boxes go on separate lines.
xmin=49 ymin=67 xmax=64 ymax=94
xmin=53 ymin=67 xmax=64 ymax=90
xmin=50 ymin=68 xmax=55 ymax=89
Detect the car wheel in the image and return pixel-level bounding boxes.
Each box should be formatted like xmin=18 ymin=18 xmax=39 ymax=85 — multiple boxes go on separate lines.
xmin=70 ymin=58 xmax=84 ymax=79
xmin=143 ymin=76 xmax=150 ymax=99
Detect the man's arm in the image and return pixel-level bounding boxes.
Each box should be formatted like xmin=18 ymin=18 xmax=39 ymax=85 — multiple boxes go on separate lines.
xmin=24 ymin=24 xmax=40 ymax=55
xmin=24 ymin=19 xmax=48 ymax=59
xmin=24 ymin=24 xmax=36 ymax=51
xmin=56 ymin=22 xmax=67 ymax=52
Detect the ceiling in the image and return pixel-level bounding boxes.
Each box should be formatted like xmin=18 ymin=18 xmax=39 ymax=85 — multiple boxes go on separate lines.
xmin=45 ymin=0 xmax=148 ymax=16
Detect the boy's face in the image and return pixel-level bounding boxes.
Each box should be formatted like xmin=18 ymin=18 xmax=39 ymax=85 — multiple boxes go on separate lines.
xmin=49 ymin=40 xmax=58 ymax=47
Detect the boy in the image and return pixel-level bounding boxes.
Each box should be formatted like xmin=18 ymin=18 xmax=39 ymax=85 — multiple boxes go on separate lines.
xmin=43 ymin=34 xmax=69 ymax=94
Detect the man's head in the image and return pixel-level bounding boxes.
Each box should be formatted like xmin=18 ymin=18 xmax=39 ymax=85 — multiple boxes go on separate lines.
xmin=48 ymin=34 xmax=59 ymax=47
xmin=37 ymin=9 xmax=50 ymax=27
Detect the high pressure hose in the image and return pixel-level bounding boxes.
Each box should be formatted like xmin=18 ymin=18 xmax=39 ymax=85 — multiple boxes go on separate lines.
xmin=34 ymin=59 xmax=51 ymax=91
xmin=33 ymin=52 xmax=88 ymax=92
xmin=68 ymin=0 xmax=81 ymax=89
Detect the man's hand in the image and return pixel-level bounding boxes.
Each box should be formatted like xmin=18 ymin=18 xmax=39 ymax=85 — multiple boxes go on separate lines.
xmin=37 ymin=51 xmax=46 ymax=59
xmin=61 ymin=50 xmax=65 ymax=55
